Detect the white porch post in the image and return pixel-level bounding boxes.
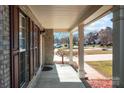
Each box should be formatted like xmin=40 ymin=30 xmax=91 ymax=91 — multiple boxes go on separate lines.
xmin=78 ymin=23 xmax=85 ymax=79
xmin=69 ymin=32 xmax=73 ymax=63
xmin=113 ymin=5 xmax=124 ymax=87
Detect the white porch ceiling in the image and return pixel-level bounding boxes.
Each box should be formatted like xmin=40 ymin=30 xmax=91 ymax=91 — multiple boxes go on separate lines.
xmin=28 ymin=6 xmax=88 ymax=30
xmin=28 ymin=5 xmax=112 ymax=31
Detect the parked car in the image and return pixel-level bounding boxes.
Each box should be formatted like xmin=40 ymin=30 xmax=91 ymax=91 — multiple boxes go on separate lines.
xmin=54 ymin=44 xmax=62 ymax=48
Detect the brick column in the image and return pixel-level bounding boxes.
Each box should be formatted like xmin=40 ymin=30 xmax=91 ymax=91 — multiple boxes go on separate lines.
xmin=44 ymin=29 xmax=54 ymax=65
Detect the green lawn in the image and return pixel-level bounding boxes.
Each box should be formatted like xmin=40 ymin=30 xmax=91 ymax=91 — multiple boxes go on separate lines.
xmin=86 ymin=61 xmax=112 ymax=78
xmin=84 ymin=50 xmax=112 ymax=55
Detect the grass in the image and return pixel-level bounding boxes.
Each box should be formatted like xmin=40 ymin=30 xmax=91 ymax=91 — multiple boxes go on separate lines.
xmin=84 ymin=50 xmax=112 ymax=55
xmin=86 ymin=61 xmax=112 ymax=78
xmin=84 ymin=45 xmax=101 ymax=48
xmin=84 ymin=45 xmax=112 ymax=48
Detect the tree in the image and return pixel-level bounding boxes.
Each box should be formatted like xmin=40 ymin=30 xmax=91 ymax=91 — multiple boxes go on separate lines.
xmin=56 ymin=48 xmax=78 ymax=64
xmin=86 ymin=32 xmax=98 ymax=46
xmin=98 ymin=27 xmax=112 ymax=46
xmin=73 ymin=34 xmax=78 ymax=45
xmin=56 ymin=48 xmax=68 ymax=64
xmin=54 ymin=37 xmax=60 ymax=44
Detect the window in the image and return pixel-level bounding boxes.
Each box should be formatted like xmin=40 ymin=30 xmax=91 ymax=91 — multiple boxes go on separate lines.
xmin=19 ymin=13 xmax=27 ymax=87
xmin=19 ymin=13 xmax=26 ymax=51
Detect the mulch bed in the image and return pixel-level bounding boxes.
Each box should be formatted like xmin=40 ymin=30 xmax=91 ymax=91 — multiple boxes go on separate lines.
xmin=87 ymin=79 xmax=112 ymax=88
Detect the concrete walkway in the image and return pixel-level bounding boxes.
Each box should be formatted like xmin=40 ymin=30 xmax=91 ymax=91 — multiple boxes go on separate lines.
xmin=84 ymin=63 xmax=107 ymax=79
xmin=34 ymin=64 xmax=85 ymax=88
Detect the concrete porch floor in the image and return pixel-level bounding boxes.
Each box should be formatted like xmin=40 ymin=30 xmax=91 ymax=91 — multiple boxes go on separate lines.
xmin=34 ymin=64 xmax=85 ymax=88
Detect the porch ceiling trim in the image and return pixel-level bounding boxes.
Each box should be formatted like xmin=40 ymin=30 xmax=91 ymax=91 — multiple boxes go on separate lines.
xmin=69 ymin=5 xmax=102 ymax=31
xmin=20 ymin=5 xmax=44 ymax=30
xmin=70 ymin=5 xmax=113 ymax=32
xmin=83 ymin=5 xmax=113 ymax=26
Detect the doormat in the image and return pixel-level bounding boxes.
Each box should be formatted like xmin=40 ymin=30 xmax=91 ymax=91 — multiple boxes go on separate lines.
xmin=42 ymin=66 xmax=53 ymax=71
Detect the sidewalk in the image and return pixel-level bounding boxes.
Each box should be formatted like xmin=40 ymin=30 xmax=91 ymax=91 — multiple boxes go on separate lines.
xmin=54 ymin=54 xmax=112 ymax=62
xmin=85 ymin=54 xmax=112 ymax=61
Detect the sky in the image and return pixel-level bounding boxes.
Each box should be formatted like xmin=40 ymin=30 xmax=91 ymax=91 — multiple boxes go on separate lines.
xmin=54 ymin=32 xmax=69 ymax=39
xmin=84 ymin=13 xmax=113 ymax=35
xmin=55 ymin=13 xmax=113 ymax=38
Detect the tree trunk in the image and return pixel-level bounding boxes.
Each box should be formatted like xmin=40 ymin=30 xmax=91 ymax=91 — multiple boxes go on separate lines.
xmin=62 ymin=55 xmax=64 ymax=64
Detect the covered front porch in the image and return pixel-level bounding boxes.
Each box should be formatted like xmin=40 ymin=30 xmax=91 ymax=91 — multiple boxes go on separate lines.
xmin=0 ymin=5 xmax=124 ymax=88
xmin=27 ymin=5 xmax=122 ymax=88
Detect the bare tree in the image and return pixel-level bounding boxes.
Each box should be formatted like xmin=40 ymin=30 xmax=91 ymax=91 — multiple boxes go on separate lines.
xmin=60 ymin=36 xmax=69 ymax=45
xmin=73 ymin=35 xmax=78 ymax=45
xmin=86 ymin=32 xmax=98 ymax=46
xmin=54 ymin=38 xmax=60 ymax=44
xmin=98 ymin=27 xmax=112 ymax=46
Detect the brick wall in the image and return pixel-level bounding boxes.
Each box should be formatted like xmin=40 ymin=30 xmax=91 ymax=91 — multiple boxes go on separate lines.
xmin=44 ymin=29 xmax=54 ymax=65
xmin=0 ymin=5 xmax=10 ymax=88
